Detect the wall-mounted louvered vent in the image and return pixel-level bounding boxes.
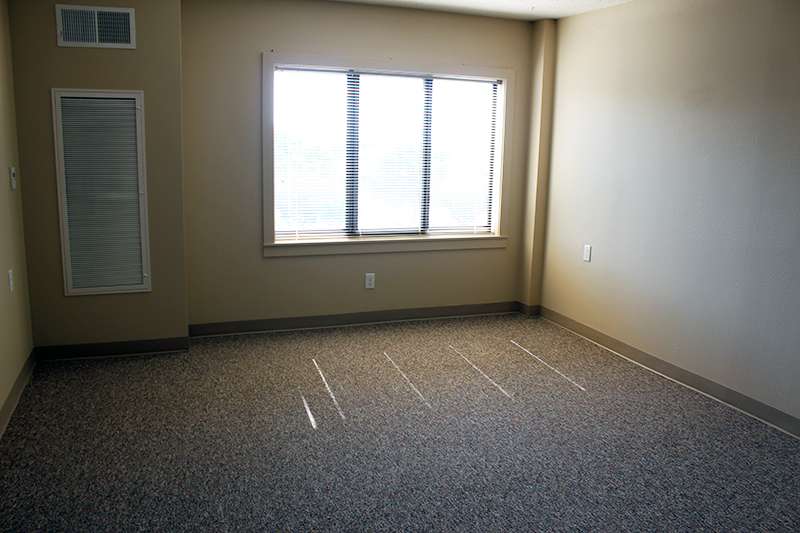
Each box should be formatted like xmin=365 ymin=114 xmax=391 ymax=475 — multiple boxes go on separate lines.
xmin=52 ymin=89 xmax=151 ymax=296
xmin=56 ymin=5 xmax=136 ymax=49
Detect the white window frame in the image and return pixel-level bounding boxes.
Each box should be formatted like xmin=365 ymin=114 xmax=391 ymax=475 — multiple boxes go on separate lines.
xmin=262 ymin=51 xmax=514 ymax=258
xmin=55 ymin=5 xmax=137 ymax=49
xmin=52 ymin=88 xmax=151 ymax=296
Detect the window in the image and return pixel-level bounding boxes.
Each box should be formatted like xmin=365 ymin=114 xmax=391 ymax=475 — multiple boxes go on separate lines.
xmin=52 ymin=89 xmax=150 ymax=295
xmin=273 ymin=67 xmax=504 ymax=242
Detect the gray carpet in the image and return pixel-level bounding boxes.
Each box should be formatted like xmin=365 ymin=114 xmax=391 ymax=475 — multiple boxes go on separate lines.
xmin=1 ymin=314 xmax=798 ymax=531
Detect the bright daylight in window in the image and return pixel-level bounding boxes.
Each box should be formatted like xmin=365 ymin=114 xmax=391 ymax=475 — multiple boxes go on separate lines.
xmin=273 ymin=67 xmax=504 ymax=241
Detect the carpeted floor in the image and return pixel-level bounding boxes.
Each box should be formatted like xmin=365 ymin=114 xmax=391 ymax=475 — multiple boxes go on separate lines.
xmin=1 ymin=314 xmax=798 ymax=531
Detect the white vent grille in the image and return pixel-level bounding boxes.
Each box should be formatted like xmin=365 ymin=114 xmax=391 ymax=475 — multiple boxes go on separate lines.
xmin=56 ymin=5 xmax=136 ymax=49
xmin=52 ymin=90 xmax=151 ymax=296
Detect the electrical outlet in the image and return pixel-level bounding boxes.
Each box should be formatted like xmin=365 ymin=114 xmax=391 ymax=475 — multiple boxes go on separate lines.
xmin=583 ymin=244 xmax=592 ymax=262
xmin=9 ymin=166 xmax=17 ymax=191
xmin=7 ymin=270 xmax=13 ymax=293
xmin=365 ymin=272 xmax=375 ymax=289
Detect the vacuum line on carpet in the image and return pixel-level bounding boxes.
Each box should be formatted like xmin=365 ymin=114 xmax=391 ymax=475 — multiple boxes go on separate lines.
xmin=301 ymin=395 xmax=318 ymax=429
xmin=448 ymin=345 xmax=513 ymax=399
xmin=510 ymin=340 xmax=586 ymax=392
xmin=383 ymin=351 xmax=432 ymax=409
xmin=312 ymin=358 xmax=346 ymax=420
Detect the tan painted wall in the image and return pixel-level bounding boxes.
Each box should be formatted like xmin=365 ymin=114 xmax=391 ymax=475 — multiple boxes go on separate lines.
xmin=544 ymin=0 xmax=800 ymax=418
xmin=10 ymin=0 xmax=187 ymax=346
xmin=0 ymin=0 xmax=32 ymax=407
xmin=519 ymin=20 xmax=555 ymax=307
xmin=182 ymin=0 xmax=533 ymax=325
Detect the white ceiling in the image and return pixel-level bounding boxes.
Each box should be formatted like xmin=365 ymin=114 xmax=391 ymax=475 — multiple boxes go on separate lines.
xmin=329 ymin=0 xmax=632 ymax=20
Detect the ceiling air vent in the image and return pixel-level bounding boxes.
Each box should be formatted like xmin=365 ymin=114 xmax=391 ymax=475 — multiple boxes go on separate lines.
xmin=56 ymin=5 xmax=136 ymax=49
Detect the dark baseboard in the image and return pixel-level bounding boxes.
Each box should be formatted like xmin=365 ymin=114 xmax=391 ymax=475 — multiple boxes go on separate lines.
xmin=541 ymin=307 xmax=800 ymax=439
xmin=35 ymin=336 xmax=189 ymax=361
xmin=190 ymin=301 xmax=536 ymax=337
xmin=517 ymin=303 xmax=541 ymax=316
xmin=0 ymin=350 xmax=35 ymax=440
xmin=33 ymin=301 xmax=538 ymax=360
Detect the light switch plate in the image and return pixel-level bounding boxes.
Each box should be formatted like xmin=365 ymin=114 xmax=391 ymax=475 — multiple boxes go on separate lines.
xmin=583 ymin=244 xmax=592 ymax=262
xmin=9 ymin=166 xmax=17 ymax=191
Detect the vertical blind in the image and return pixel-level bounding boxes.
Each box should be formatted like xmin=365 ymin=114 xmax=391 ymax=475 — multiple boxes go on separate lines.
xmin=274 ymin=67 xmax=503 ymax=240
xmin=57 ymin=94 xmax=149 ymax=293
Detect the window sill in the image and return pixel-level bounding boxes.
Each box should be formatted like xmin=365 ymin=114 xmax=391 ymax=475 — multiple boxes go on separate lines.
xmin=263 ymin=234 xmax=508 ymax=257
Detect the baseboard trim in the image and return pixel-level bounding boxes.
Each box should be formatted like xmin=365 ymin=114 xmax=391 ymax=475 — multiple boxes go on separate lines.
xmin=517 ymin=303 xmax=541 ymax=316
xmin=190 ymin=301 xmax=537 ymax=337
xmin=32 ymin=302 xmax=540 ymax=359
xmin=0 ymin=350 xmax=35 ymax=440
xmin=35 ymin=337 xmax=190 ymax=361
xmin=541 ymin=307 xmax=800 ymax=439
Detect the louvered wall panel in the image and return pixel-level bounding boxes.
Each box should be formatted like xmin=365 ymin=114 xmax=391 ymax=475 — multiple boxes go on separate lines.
xmin=59 ymin=7 xmax=97 ymax=44
xmin=97 ymin=10 xmax=132 ymax=44
xmin=55 ymin=93 xmax=150 ymax=294
xmin=56 ymin=5 xmax=136 ymax=48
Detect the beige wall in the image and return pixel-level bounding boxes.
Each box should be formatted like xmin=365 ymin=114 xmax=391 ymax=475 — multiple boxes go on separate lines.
xmin=519 ymin=20 xmax=555 ymax=307
xmin=10 ymin=0 xmax=187 ymax=346
xmin=182 ymin=0 xmax=533 ymax=325
xmin=544 ymin=0 xmax=800 ymax=418
xmin=0 ymin=0 xmax=32 ymax=407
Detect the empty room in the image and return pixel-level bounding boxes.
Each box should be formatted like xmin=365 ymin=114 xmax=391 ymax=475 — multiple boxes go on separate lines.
xmin=1 ymin=0 xmax=798 ymax=529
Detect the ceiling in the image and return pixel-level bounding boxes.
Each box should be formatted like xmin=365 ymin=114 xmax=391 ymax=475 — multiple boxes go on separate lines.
xmin=329 ymin=0 xmax=632 ymax=20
